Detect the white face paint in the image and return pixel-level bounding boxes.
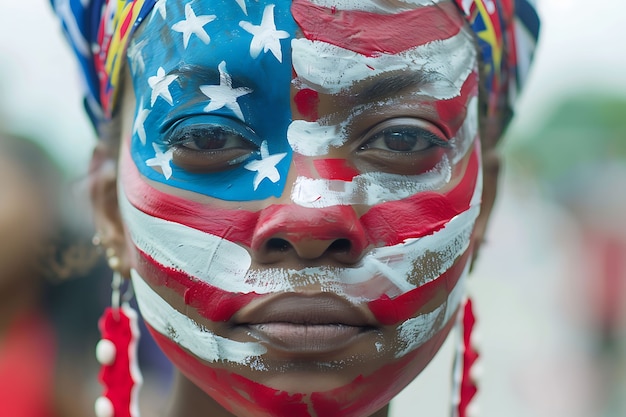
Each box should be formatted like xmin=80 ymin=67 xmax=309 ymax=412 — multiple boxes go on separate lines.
xmin=291 ymin=32 xmax=476 ymax=97
xmin=117 ymin=1 xmax=486 ymax=415
xmin=287 ymin=120 xmax=347 ymax=156
xmin=131 ymin=271 xmax=267 ymax=366
xmin=132 ymin=262 xmax=468 ymax=365
xmin=290 ymin=156 xmax=452 ymax=207
xmin=120 ymin=180 xmax=480 ymax=300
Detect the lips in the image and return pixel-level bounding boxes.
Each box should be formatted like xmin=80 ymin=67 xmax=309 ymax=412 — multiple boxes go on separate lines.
xmin=235 ymin=293 xmax=379 ymax=355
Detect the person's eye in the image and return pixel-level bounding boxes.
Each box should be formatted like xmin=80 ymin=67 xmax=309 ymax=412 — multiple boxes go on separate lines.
xmin=360 ymin=123 xmax=447 ymax=153
xmin=165 ymin=120 xmax=258 ymax=173
xmin=357 ymin=118 xmax=450 ymax=174
xmin=174 ymin=125 xmax=249 ymax=151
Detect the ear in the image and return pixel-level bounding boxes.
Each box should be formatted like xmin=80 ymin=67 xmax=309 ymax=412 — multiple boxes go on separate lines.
xmin=470 ymin=147 xmax=501 ymax=271
xmin=90 ymin=141 xmax=132 ymax=278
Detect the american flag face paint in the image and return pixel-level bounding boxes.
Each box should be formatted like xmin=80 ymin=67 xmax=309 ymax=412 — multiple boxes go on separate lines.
xmin=120 ymin=1 xmax=481 ymax=416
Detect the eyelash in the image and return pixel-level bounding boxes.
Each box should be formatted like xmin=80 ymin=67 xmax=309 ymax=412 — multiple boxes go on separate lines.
xmin=157 ymin=117 xmax=260 ymax=172
xmin=359 ymin=122 xmax=450 ymax=153
xmin=162 ymin=116 xmax=260 ymax=150
xmin=165 ymin=125 xmax=250 ymax=150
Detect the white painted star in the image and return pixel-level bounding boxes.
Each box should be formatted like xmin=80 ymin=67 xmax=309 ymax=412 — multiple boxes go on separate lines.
xmin=132 ymin=99 xmax=150 ymax=145
xmin=244 ymin=141 xmax=287 ymax=190
xmin=171 ymin=3 xmax=216 ymax=49
xmin=235 ymin=0 xmax=247 ymax=15
xmin=200 ymin=61 xmax=252 ymax=121
xmin=146 ymin=143 xmax=174 ymax=180
xmin=154 ymin=0 xmax=167 ymax=19
xmin=148 ymin=66 xmax=178 ymax=106
xmin=127 ymin=38 xmax=147 ymax=74
xmin=239 ymin=4 xmax=290 ymax=63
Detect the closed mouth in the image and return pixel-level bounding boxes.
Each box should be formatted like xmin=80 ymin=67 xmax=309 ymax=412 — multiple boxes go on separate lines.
xmin=234 ymin=293 xmax=379 ymax=355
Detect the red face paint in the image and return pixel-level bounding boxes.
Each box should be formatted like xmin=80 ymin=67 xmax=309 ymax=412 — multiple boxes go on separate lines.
xmin=119 ymin=1 xmax=482 ymax=415
xmin=291 ymin=0 xmax=465 ymax=57
xmin=145 ymin=315 xmax=456 ymax=417
xmin=294 ymin=88 xmax=320 ymax=121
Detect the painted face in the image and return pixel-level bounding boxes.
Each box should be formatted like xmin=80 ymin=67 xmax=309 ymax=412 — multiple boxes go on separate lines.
xmin=119 ymin=0 xmax=481 ymax=416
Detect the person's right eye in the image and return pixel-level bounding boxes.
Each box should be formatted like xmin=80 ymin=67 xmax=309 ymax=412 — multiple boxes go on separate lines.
xmin=165 ymin=120 xmax=258 ymax=172
xmin=175 ymin=126 xmax=249 ymax=151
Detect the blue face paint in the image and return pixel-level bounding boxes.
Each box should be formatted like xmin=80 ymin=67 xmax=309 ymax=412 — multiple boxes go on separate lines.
xmin=128 ymin=0 xmax=296 ymax=201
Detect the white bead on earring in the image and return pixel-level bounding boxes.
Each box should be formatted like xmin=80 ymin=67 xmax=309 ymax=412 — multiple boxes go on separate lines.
xmin=105 ymin=247 xmax=121 ymax=271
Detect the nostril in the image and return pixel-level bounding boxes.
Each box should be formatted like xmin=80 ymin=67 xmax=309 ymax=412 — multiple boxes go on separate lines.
xmin=265 ymin=238 xmax=291 ymax=253
xmin=328 ymin=238 xmax=352 ymax=253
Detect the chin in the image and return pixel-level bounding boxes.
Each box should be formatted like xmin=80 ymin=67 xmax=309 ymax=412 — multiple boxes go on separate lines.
xmin=144 ymin=308 xmax=456 ymax=417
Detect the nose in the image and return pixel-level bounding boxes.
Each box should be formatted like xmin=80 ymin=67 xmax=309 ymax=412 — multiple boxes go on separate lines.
xmin=251 ymin=204 xmax=369 ymax=264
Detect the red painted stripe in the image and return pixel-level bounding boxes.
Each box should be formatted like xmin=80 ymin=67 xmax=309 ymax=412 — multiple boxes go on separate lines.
xmin=135 ymin=236 xmax=469 ymax=327
xmin=146 ymin=327 xmax=310 ymax=416
xmin=368 ymin=248 xmax=471 ymax=325
xmin=310 ymin=315 xmax=456 ymax=416
xmin=147 ymin=315 xmax=456 ymax=417
xmin=123 ymin=140 xmax=478 ymax=250
xmin=436 ymin=71 xmax=479 ymax=139
xmin=291 ymin=0 xmax=465 ymax=57
xmin=361 ymin=142 xmax=479 ymax=246
xmin=313 ymin=158 xmax=360 ymax=181
xmin=293 ymin=88 xmax=320 ymax=122
xmin=134 ymin=247 xmax=263 ymax=322
xmin=121 ymin=147 xmax=259 ymax=247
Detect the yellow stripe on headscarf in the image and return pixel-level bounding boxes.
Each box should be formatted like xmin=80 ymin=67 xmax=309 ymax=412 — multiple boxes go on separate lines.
xmin=473 ymin=0 xmax=503 ymax=83
xmin=104 ymin=0 xmax=147 ymax=111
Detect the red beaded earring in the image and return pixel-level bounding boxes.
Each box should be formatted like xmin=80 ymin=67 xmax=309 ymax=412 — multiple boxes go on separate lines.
xmin=452 ymin=298 xmax=480 ymax=417
xmin=94 ymin=250 xmax=143 ymax=417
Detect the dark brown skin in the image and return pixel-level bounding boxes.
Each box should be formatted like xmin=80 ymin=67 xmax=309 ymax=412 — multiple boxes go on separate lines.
xmin=88 ymin=6 xmax=506 ymax=416
xmin=89 ymin=103 xmax=501 ymax=417
xmin=165 ymin=373 xmax=390 ymax=417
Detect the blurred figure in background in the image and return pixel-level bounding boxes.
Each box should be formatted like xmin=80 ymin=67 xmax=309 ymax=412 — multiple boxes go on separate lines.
xmin=510 ymin=93 xmax=626 ymax=417
xmin=0 ymin=131 xmax=103 ymax=417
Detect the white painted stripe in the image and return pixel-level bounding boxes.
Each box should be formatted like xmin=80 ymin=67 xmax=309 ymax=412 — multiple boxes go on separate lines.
xmin=242 ymin=207 xmax=475 ymax=300
xmin=444 ymin=262 xmax=468 ymax=322
xmin=450 ymin=96 xmax=479 ymax=164
xmin=306 ymin=0 xmax=445 ymax=13
xmin=119 ymin=186 xmax=253 ymax=283
xmin=120 ymin=181 xmax=479 ymax=299
xmin=396 ymin=303 xmax=446 ymax=357
xmin=131 ymin=271 xmax=267 ymax=366
xmin=291 ymin=30 xmax=476 ymax=97
xmin=395 ymin=261 xmax=469 ymax=357
xmin=120 ymin=149 xmax=480 ymax=298
xmin=287 ymin=95 xmax=477 ymax=163
xmin=290 ymin=155 xmax=452 ymax=208
xmin=287 ymin=120 xmax=347 ymax=156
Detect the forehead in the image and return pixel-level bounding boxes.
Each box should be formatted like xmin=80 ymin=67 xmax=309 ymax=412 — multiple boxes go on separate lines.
xmin=128 ymin=0 xmax=472 ymax=89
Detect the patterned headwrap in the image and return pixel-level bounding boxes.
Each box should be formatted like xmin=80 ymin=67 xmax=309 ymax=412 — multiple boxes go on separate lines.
xmin=51 ymin=0 xmax=539 ymax=129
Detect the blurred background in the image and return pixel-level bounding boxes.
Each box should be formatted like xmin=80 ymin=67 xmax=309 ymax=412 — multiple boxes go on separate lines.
xmin=0 ymin=0 xmax=624 ymax=416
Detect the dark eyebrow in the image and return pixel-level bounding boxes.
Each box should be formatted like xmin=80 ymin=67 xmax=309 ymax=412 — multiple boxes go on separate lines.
xmin=171 ymin=63 xmax=259 ymax=90
xmin=172 ymin=64 xmax=220 ymax=88
xmin=353 ymin=71 xmax=438 ymax=103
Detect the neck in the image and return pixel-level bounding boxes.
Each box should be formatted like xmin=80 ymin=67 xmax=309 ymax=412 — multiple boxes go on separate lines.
xmin=167 ymin=372 xmax=235 ymax=417
xmin=166 ymin=371 xmax=390 ymax=417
